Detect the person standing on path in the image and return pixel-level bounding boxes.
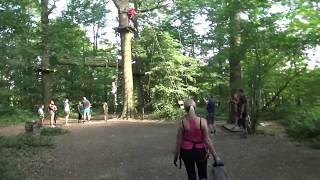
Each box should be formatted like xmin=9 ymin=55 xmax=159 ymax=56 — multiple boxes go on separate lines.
xmin=103 ymin=101 xmax=108 ymax=121
xmin=174 ymin=99 xmax=220 ymax=180
xmin=231 ymin=93 xmax=239 ymax=130
xmin=206 ymin=95 xmax=217 ymax=134
xmin=64 ymin=99 xmax=70 ymax=126
xmin=38 ymin=105 xmax=45 ymax=127
xmin=48 ymin=100 xmax=57 ymax=127
xmin=237 ymin=89 xmax=248 ymax=138
xmin=83 ymin=97 xmax=91 ymax=122
xmin=77 ymin=101 xmax=83 ymax=123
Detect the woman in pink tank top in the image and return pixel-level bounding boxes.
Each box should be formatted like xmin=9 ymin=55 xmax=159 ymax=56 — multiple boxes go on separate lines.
xmin=173 ymin=99 xmax=219 ymax=180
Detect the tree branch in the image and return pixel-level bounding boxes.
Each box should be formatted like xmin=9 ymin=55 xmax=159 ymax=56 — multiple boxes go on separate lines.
xmin=112 ymin=0 xmax=120 ymax=9
xmin=139 ymin=1 xmax=165 ymax=13
xmin=261 ymin=72 xmax=300 ymax=111
xmin=48 ymin=0 xmax=57 ymax=15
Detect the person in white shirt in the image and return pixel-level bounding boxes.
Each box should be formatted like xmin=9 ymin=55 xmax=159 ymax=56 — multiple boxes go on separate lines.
xmin=38 ymin=105 xmax=44 ymax=127
xmin=64 ymin=99 xmax=71 ymax=126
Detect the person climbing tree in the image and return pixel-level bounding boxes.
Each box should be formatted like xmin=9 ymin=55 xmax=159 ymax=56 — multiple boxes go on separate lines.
xmin=127 ymin=7 xmax=137 ymax=28
xmin=112 ymin=0 xmax=135 ymax=119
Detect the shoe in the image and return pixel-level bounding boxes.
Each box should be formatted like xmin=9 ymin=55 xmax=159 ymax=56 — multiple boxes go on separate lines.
xmin=213 ymin=129 xmax=216 ymax=134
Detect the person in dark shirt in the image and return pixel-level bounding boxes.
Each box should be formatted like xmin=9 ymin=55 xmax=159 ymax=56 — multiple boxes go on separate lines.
xmin=237 ymin=89 xmax=248 ymax=137
xmin=206 ymin=95 xmax=216 ymax=134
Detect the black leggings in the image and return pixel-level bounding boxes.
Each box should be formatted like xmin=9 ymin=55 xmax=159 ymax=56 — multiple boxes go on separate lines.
xmin=181 ymin=148 xmax=207 ymax=180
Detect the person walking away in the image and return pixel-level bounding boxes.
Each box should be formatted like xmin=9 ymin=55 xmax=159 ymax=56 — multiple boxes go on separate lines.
xmin=83 ymin=97 xmax=91 ymax=122
xmin=38 ymin=105 xmax=45 ymax=127
xmin=48 ymin=100 xmax=57 ymax=127
xmin=173 ymin=99 xmax=220 ymax=180
xmin=64 ymin=99 xmax=70 ymax=126
xmin=237 ymin=89 xmax=248 ymax=138
xmin=206 ymin=95 xmax=216 ymax=134
xmin=103 ymin=101 xmax=108 ymax=121
xmin=77 ymin=101 xmax=83 ymax=123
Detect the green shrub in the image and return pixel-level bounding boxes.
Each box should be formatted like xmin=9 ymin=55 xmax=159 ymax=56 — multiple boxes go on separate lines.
xmin=0 ymin=109 xmax=36 ymax=127
xmin=40 ymin=127 xmax=69 ymax=136
xmin=280 ymin=107 xmax=320 ymax=142
xmin=0 ymin=155 xmax=21 ymax=180
xmin=0 ymin=134 xmax=52 ymax=149
xmin=153 ymin=104 xmax=184 ymax=120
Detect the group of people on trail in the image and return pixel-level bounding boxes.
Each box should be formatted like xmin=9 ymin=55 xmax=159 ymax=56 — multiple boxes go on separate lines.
xmin=174 ymin=90 xmax=248 ymax=180
xmin=38 ymin=97 xmax=109 ymax=128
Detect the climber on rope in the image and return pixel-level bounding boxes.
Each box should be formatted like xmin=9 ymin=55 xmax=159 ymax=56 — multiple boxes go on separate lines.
xmin=127 ymin=7 xmax=137 ymax=28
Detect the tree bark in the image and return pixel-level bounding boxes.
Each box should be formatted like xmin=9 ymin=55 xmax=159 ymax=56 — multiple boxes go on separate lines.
xmin=113 ymin=0 xmax=135 ymax=118
xmin=228 ymin=0 xmax=242 ymax=124
xmin=41 ymin=0 xmax=51 ymax=111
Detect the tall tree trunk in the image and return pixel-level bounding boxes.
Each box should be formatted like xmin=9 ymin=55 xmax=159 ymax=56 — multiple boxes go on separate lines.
xmin=113 ymin=0 xmax=135 ymax=118
xmin=228 ymin=0 xmax=242 ymax=123
xmin=41 ymin=0 xmax=51 ymax=111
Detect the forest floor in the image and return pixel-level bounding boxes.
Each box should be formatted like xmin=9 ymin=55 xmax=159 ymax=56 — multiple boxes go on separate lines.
xmin=1 ymin=117 xmax=320 ymax=180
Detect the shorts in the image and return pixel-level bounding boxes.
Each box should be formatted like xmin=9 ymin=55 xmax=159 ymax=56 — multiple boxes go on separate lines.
xmin=83 ymin=108 xmax=90 ymax=115
xmin=49 ymin=110 xmax=54 ymax=116
xmin=207 ymin=113 xmax=214 ymax=125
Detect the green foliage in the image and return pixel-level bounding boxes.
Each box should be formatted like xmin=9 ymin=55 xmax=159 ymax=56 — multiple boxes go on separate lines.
xmin=40 ymin=127 xmax=69 ymax=136
xmin=280 ymin=107 xmax=320 ymax=143
xmin=0 ymin=110 xmax=36 ymax=127
xmin=153 ymin=104 xmax=184 ymax=120
xmin=135 ymin=27 xmax=200 ymax=118
xmin=0 ymin=154 xmax=21 ymax=180
xmin=0 ymin=134 xmax=52 ymax=149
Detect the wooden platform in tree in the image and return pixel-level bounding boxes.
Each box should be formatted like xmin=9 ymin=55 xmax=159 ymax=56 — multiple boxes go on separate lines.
xmin=85 ymin=57 xmax=107 ymax=67
xmin=223 ymin=124 xmax=243 ymax=132
xmin=36 ymin=68 xmax=55 ymax=73
xmin=114 ymin=26 xmax=136 ymax=33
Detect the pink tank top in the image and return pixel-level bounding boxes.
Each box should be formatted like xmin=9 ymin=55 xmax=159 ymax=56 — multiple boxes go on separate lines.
xmin=181 ymin=117 xmax=206 ymax=150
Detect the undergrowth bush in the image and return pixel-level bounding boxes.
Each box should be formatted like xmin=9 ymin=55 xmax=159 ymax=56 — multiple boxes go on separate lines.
xmin=0 ymin=134 xmax=52 ymax=149
xmin=153 ymin=104 xmax=183 ymax=120
xmin=40 ymin=127 xmax=69 ymax=136
xmin=280 ymin=106 xmax=320 ymax=143
xmin=0 ymin=109 xmax=36 ymax=127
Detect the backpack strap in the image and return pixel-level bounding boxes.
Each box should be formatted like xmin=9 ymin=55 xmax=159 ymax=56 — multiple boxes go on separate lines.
xmin=181 ymin=119 xmax=185 ymax=133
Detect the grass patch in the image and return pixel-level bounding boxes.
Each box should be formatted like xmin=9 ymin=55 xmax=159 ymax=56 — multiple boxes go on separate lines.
xmin=40 ymin=127 xmax=69 ymax=136
xmin=0 ymin=134 xmax=52 ymax=149
xmin=0 ymin=154 xmax=21 ymax=180
xmin=0 ymin=127 xmax=68 ymax=179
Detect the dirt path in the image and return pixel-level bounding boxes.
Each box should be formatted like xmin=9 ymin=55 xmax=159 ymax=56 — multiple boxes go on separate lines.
xmin=36 ymin=120 xmax=320 ymax=180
